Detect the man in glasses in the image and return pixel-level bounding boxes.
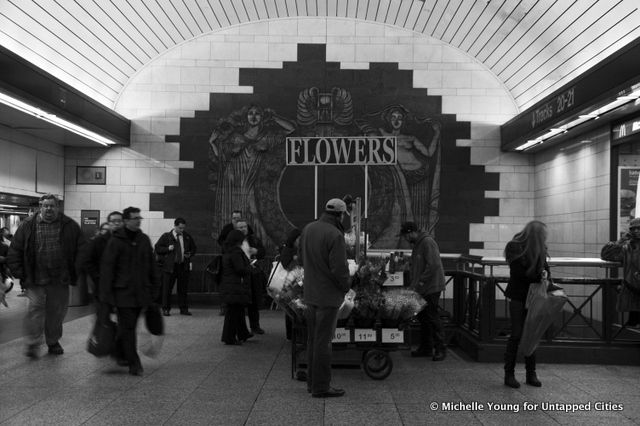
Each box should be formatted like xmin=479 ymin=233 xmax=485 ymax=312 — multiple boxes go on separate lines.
xmin=100 ymin=207 xmax=160 ymax=376
xmin=8 ymin=194 xmax=85 ymax=358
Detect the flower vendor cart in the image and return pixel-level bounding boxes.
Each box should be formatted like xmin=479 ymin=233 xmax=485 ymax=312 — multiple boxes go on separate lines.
xmin=268 ymin=255 xmax=425 ymax=380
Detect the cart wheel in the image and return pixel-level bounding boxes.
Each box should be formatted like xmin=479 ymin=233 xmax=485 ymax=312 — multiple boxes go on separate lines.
xmin=362 ymin=349 xmax=393 ymax=380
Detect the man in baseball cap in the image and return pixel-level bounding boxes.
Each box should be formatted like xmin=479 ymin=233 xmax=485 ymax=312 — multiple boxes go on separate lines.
xmin=325 ymin=198 xmax=347 ymax=213
xmin=299 ymin=197 xmax=351 ymax=398
xmin=400 ymin=221 xmax=447 ymax=361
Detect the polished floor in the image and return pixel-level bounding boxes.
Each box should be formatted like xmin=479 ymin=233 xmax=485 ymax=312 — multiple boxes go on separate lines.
xmin=1 ymin=290 xmax=640 ymax=425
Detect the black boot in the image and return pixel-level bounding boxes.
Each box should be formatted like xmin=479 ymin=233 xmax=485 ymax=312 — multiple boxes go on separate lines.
xmin=525 ymin=355 xmax=541 ymax=387
xmin=504 ymin=340 xmax=520 ymax=388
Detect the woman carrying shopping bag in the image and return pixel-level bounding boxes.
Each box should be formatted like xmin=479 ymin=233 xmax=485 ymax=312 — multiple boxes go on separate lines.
xmin=503 ymin=221 xmax=549 ymax=389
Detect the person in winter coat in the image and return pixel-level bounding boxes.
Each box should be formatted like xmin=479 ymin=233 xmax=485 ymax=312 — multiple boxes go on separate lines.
xmin=7 ymin=194 xmax=85 ymax=358
xmin=219 ymin=229 xmax=253 ymax=345
xmin=99 ymin=207 xmax=160 ymax=376
xmin=600 ymin=216 xmax=640 ymax=328
xmin=400 ymin=222 xmax=447 ymax=361
xmin=503 ymin=220 xmax=549 ymax=388
xmin=299 ymin=198 xmax=351 ymax=398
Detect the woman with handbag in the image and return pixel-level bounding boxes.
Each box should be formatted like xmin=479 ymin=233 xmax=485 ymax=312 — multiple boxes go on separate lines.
xmin=220 ymin=230 xmax=253 ymax=345
xmin=503 ymin=220 xmax=549 ymax=388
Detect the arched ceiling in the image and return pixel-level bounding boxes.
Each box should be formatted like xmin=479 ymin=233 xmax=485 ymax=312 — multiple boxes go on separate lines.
xmin=1 ymin=0 xmax=638 ymax=114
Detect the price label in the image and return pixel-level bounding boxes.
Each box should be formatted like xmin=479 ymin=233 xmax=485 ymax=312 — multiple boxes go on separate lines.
xmin=332 ymin=328 xmax=350 ymax=343
xmin=354 ymin=329 xmax=377 ymax=342
xmin=383 ymin=272 xmax=404 ymax=286
xmin=381 ymin=329 xmax=404 ymax=343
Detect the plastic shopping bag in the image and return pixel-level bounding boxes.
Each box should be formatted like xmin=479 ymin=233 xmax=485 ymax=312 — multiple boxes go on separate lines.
xmin=337 ymin=289 xmax=356 ymax=320
xmin=267 ymin=261 xmax=289 ymax=293
xmin=519 ymin=272 xmax=568 ymax=356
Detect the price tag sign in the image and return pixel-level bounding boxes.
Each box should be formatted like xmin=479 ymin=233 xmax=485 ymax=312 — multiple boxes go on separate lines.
xmin=383 ymin=272 xmax=404 ymax=286
xmin=332 ymin=328 xmax=350 ymax=343
xmin=381 ymin=329 xmax=404 ymax=343
xmin=354 ymin=329 xmax=377 ymax=342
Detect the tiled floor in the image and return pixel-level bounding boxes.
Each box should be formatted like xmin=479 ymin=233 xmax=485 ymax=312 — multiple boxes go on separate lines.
xmin=1 ymin=289 xmax=640 ymax=425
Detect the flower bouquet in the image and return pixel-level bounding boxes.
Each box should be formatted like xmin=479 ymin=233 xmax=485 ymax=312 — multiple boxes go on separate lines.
xmin=350 ymin=258 xmax=387 ymax=327
xmin=380 ymin=288 xmax=426 ymax=326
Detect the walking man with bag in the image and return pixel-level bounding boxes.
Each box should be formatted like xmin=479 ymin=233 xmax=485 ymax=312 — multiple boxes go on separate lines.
xmin=155 ymin=218 xmax=197 ymax=316
xmin=100 ymin=207 xmax=160 ymax=376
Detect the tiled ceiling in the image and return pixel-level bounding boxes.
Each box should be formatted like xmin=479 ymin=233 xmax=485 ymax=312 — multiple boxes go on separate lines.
xmin=0 ymin=0 xmax=638 ymax=113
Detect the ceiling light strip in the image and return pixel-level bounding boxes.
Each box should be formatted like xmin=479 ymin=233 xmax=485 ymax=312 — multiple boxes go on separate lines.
xmin=0 ymin=92 xmax=117 ymax=146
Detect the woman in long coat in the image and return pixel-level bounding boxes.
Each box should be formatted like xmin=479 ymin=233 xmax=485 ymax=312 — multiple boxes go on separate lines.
xmin=220 ymin=230 xmax=253 ymax=345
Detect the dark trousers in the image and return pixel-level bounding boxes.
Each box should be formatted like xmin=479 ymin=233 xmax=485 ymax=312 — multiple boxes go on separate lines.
xmin=221 ymin=303 xmax=251 ymax=343
xmin=305 ymin=304 xmax=339 ymax=393
xmin=505 ymin=299 xmax=536 ymax=373
xmin=247 ymin=271 xmax=265 ymax=329
xmin=161 ymin=266 xmax=189 ymax=310
xmin=116 ymin=307 xmax=142 ymax=368
xmin=416 ymin=291 xmax=445 ymax=352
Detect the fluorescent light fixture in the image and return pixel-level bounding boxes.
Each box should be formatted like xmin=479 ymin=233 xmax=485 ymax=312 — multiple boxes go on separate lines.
xmin=515 ymin=140 xmax=542 ymax=151
xmin=0 ymin=92 xmax=117 ymax=146
xmin=0 ymin=204 xmax=18 ymax=208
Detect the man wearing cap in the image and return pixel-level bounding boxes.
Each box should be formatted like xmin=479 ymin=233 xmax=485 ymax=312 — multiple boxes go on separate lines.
xmin=400 ymin=221 xmax=447 ymax=361
xmin=299 ymin=198 xmax=351 ymax=398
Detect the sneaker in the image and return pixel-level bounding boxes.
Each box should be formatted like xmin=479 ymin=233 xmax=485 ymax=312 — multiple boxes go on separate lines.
xmin=47 ymin=343 xmax=64 ymax=355
xmin=162 ymin=309 xmax=171 ymax=317
xmin=180 ymin=309 xmax=192 ymax=316
xmin=251 ymin=327 xmax=265 ymax=335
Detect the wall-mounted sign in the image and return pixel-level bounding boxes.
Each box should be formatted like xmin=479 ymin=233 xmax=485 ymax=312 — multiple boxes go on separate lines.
xmin=286 ymin=136 xmax=397 ymax=165
xmin=80 ymin=210 xmax=100 ymax=239
xmin=612 ymin=116 xmax=640 ymax=141
xmin=77 ymin=166 xmax=106 ymax=185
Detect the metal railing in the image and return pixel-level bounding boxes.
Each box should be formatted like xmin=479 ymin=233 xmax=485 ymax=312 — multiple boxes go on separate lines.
xmin=443 ymin=255 xmax=640 ymax=346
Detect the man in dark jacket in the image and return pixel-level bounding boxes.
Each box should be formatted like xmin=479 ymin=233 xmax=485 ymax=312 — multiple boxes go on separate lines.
xmin=236 ymin=218 xmax=266 ymax=334
xmin=100 ymin=206 xmax=160 ymax=376
xmin=7 ymin=194 xmax=85 ymax=358
xmin=217 ymin=210 xmax=253 ymax=247
xmin=155 ymin=217 xmax=197 ymax=316
xmin=300 ymin=198 xmax=351 ymax=398
xmin=400 ymin=221 xmax=447 ymax=361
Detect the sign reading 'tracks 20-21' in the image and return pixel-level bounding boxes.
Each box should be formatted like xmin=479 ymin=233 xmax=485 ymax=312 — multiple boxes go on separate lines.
xmin=286 ymin=136 xmax=397 ymax=166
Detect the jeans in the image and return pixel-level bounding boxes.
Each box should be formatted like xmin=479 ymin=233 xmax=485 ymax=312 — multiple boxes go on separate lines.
xmin=24 ymin=284 xmax=69 ymax=346
xmin=305 ymin=304 xmax=339 ymax=393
